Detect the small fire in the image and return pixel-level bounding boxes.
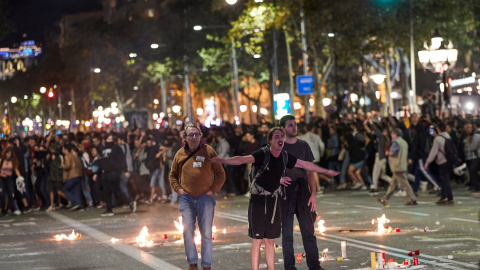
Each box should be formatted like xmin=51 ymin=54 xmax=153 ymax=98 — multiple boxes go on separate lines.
xmin=373 ymin=214 xmax=391 ymax=234
xmin=136 ymin=226 xmax=154 ymax=247
xmin=194 ymin=231 xmax=201 ymax=245
xmin=317 ymin=220 xmax=326 ymax=233
xmin=54 ymin=230 xmax=81 ymax=241
xmin=111 ymin=238 xmax=119 ymax=244
xmin=174 ymin=216 xmax=184 ymax=233
xmin=212 ymin=226 xmax=217 ymax=233
xmin=222 ymin=228 xmax=226 ymax=234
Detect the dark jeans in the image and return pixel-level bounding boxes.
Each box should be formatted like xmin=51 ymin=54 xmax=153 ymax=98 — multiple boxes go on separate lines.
xmin=282 ymin=189 xmax=320 ymax=270
xmin=89 ymin=175 xmax=103 ymax=205
xmin=62 ymin=177 xmax=82 ymax=207
xmin=438 ymin=163 xmax=453 ymax=201
xmin=102 ymin=171 xmax=131 ymax=212
xmin=35 ymin=174 xmax=50 ymax=208
xmin=1 ymin=176 xmax=16 ymax=211
xmin=468 ymin=158 xmax=480 ymax=191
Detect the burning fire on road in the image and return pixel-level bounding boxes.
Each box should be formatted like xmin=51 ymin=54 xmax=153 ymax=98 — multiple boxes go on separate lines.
xmin=54 ymin=230 xmax=81 ymax=241
xmin=136 ymin=226 xmax=154 ymax=247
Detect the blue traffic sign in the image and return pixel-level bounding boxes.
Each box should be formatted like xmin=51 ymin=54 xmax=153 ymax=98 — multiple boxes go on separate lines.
xmin=296 ymin=75 xmax=314 ymax=95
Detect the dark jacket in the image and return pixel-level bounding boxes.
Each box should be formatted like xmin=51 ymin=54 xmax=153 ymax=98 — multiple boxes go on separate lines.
xmin=99 ymin=144 xmax=127 ymax=173
xmin=408 ymin=122 xmax=432 ymax=160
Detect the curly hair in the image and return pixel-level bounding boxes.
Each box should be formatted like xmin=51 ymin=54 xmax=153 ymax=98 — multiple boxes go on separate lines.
xmin=1 ymin=146 xmax=19 ymax=169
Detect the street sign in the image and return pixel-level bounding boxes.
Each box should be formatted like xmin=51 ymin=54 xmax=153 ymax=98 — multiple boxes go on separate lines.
xmin=296 ymin=75 xmax=314 ymax=95
xmin=274 ymin=93 xmax=290 ymax=119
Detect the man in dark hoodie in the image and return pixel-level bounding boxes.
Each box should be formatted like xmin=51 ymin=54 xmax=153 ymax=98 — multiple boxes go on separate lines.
xmin=93 ymin=133 xmax=136 ymax=217
xmin=408 ymin=119 xmax=440 ymax=195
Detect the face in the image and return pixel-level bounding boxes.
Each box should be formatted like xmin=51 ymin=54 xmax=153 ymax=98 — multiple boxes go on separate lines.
xmin=244 ymin=133 xmax=253 ymax=142
xmin=185 ymin=127 xmax=201 ymax=150
xmin=106 ymin=135 xmax=114 ymax=143
xmin=269 ymin=130 xmax=285 ymax=152
xmin=91 ymin=148 xmax=98 ymax=157
xmin=282 ymin=119 xmax=297 ymax=138
xmin=411 ymin=113 xmax=418 ymax=124
xmin=259 ymin=124 xmax=268 ymax=134
xmin=465 ymin=124 xmax=472 ymax=134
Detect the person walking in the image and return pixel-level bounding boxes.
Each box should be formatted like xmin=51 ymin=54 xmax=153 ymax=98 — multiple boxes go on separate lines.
xmin=93 ymin=134 xmax=137 ymax=216
xmin=61 ymin=144 xmax=84 ymax=211
xmin=169 ymin=124 xmax=226 ymax=270
xmin=425 ymin=121 xmax=455 ymax=205
xmin=211 ymin=127 xmax=338 ymax=270
xmin=280 ymin=115 xmax=331 ymax=270
xmin=378 ymin=128 xmax=417 ymax=206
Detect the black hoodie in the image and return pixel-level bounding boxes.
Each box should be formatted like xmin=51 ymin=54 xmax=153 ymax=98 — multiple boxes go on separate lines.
xmin=99 ymin=143 xmax=127 ymax=173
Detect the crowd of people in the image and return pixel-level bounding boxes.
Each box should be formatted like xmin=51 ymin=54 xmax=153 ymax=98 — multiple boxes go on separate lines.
xmin=0 ymin=111 xmax=478 ymax=219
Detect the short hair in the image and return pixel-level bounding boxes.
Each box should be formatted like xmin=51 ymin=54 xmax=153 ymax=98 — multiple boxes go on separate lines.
xmin=267 ymin=127 xmax=285 ymax=143
xmin=182 ymin=124 xmax=203 ymax=139
xmin=279 ymin=115 xmax=296 ymax=127
xmin=437 ymin=121 xmax=446 ymax=132
xmin=392 ymin=128 xmax=403 ymax=137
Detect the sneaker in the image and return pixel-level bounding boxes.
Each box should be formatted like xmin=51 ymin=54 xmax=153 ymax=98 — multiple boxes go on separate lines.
xmin=360 ymin=185 xmax=368 ymax=190
xmin=14 ymin=210 xmax=21 ymax=216
xmin=350 ymin=182 xmax=363 ymax=190
xmin=145 ymin=199 xmax=153 ymax=205
xmin=336 ymin=183 xmax=347 ymax=190
xmin=46 ymin=206 xmax=55 ymax=212
xmin=393 ymin=190 xmax=407 ymax=197
xmin=369 ymin=189 xmax=379 ymax=196
xmin=69 ymin=205 xmax=81 ymax=211
xmin=435 ymin=198 xmax=447 ymax=205
xmin=130 ymin=201 xmax=137 ymax=213
xmin=96 ymin=202 xmax=105 ymax=209
xmin=244 ymin=192 xmax=251 ymax=198
xmin=101 ymin=211 xmax=114 ymax=217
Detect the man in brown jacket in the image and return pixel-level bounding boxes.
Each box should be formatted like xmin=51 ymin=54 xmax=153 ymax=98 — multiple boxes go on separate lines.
xmin=61 ymin=144 xmax=84 ymax=211
xmin=170 ymin=124 xmax=225 ymax=270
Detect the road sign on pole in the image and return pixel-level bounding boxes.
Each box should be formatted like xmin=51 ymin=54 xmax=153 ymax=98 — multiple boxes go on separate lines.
xmin=296 ymin=75 xmax=314 ymax=95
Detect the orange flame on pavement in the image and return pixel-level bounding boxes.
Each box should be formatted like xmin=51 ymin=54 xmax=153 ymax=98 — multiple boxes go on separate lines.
xmin=136 ymin=226 xmax=154 ymax=247
xmin=174 ymin=216 xmax=184 ymax=233
xmin=54 ymin=230 xmax=81 ymax=241
xmin=373 ymin=214 xmax=391 ymax=234
xmin=317 ymin=220 xmax=326 ymax=233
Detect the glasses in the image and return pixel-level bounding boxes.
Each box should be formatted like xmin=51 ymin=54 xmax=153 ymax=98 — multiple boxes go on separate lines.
xmin=187 ymin=133 xmax=200 ymax=138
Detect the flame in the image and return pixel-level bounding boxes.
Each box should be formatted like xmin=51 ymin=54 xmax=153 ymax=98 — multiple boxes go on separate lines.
xmin=222 ymin=228 xmax=226 ymax=234
xmin=373 ymin=214 xmax=391 ymax=234
xmin=212 ymin=226 xmax=217 ymax=233
xmin=54 ymin=230 xmax=81 ymax=241
xmin=136 ymin=226 xmax=154 ymax=247
xmin=174 ymin=216 xmax=184 ymax=233
xmin=111 ymin=238 xmax=119 ymax=244
xmin=317 ymin=220 xmax=326 ymax=233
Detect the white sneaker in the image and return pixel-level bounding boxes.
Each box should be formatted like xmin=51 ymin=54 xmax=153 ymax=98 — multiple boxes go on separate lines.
xmin=14 ymin=210 xmax=21 ymax=216
xmin=420 ymin=182 xmax=428 ymax=192
xmin=46 ymin=206 xmax=55 ymax=212
xmin=361 ymin=185 xmax=368 ymax=190
xmin=394 ymin=190 xmax=407 ymax=197
xmin=351 ymin=182 xmax=363 ymax=190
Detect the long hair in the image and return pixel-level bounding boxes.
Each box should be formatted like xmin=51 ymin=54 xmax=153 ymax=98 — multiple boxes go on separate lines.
xmin=1 ymin=146 xmax=19 ymax=169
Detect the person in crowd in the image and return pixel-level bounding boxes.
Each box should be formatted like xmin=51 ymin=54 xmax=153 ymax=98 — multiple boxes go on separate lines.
xmin=132 ymin=137 xmax=150 ymax=201
xmin=76 ymin=143 xmax=94 ymax=209
xmin=61 ymin=144 xmax=84 ymax=211
xmin=117 ymin=134 xmax=134 ymax=202
xmin=459 ymin=123 xmax=478 ymax=192
xmin=90 ymin=146 xmax=104 ymax=208
xmin=0 ymin=147 xmax=29 ymax=215
xmin=32 ymin=145 xmax=50 ymax=210
xmin=93 ymin=133 xmax=136 ymax=216
xmin=424 ymin=121 xmax=455 ymax=205
xmin=215 ymin=131 xmax=236 ymax=196
xmin=211 ymin=127 xmax=338 ymax=270
xmin=378 ymin=128 xmax=417 ymax=206
xmin=170 ymin=124 xmax=226 ymax=270
xmin=469 ymin=119 xmax=480 ymax=193
xmin=280 ymin=115 xmax=336 ymax=270
xmin=345 ymin=124 xmax=367 ymax=190
xmin=47 ymin=145 xmax=67 ymax=210
xmin=364 ymin=118 xmax=391 ymax=195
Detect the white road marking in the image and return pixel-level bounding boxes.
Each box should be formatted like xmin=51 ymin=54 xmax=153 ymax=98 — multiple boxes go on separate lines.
xmin=12 ymin=222 xmax=37 ymax=226
xmin=216 ymin=211 xmax=478 ymax=269
xmin=354 ymin=205 xmax=383 ymax=210
xmin=0 ymin=219 xmax=14 ymax=223
xmin=446 ymin=217 xmax=479 ymax=224
xmin=320 ymin=201 xmax=344 ymax=206
xmin=396 ymin=211 xmax=430 ymax=216
xmin=47 ymin=212 xmax=181 ymax=270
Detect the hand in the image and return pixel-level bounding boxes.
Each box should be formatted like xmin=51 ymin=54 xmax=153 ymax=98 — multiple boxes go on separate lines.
xmin=408 ymin=159 xmax=412 ymax=165
xmin=280 ymin=176 xmax=292 ymax=186
xmin=324 ymin=170 xmax=339 ymax=177
xmin=177 ymin=188 xmax=186 ymax=195
xmin=125 ymin=172 xmax=130 ymax=178
xmin=308 ymin=194 xmax=316 ymax=212
xmin=93 ymin=174 xmax=97 ymax=181
xmin=424 ymin=163 xmax=428 ymax=171
xmin=385 ymin=151 xmax=390 ymax=156
xmin=206 ymin=190 xmax=213 ymax=195
xmin=210 ymin=157 xmax=223 ymax=163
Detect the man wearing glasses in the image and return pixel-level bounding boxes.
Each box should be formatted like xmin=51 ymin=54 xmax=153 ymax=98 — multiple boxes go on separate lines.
xmin=169 ymin=124 xmax=226 ymax=270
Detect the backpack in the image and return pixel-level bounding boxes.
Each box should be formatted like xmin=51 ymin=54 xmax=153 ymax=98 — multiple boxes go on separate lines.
xmin=249 ymin=146 xmax=288 ymax=195
xmin=439 ymin=135 xmax=458 ymax=166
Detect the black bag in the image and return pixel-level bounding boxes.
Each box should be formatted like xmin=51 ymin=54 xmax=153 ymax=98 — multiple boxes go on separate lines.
xmin=439 ymin=135 xmax=458 ymax=166
xmin=249 ymin=146 xmax=288 ymax=194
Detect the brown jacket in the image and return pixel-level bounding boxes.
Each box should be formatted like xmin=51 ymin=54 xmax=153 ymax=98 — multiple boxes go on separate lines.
xmin=62 ymin=153 xmax=83 ymax=181
xmin=169 ymin=144 xmax=225 ymax=197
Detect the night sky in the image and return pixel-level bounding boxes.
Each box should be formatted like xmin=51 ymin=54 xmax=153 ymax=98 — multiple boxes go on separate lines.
xmin=1 ymin=0 xmax=102 ymax=46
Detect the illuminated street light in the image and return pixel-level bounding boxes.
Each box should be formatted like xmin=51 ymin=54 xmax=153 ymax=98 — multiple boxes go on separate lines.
xmin=253 ymin=54 xmax=261 ymax=59
xmin=133 ymin=86 xmax=139 ymax=91
xmin=151 ymin=43 xmax=159 ymax=49
xmin=466 ymin=102 xmax=474 ymax=110
xmin=322 ymin=98 xmax=331 ymax=106
xmin=294 ymin=102 xmax=302 ymax=110
xmin=153 ymin=99 xmax=159 ymax=105
xmin=172 ymin=105 xmax=181 ymax=113
xmin=93 ymin=68 xmax=101 ymax=73
xmin=252 ymin=105 xmax=258 ymax=113
xmin=226 ymin=0 xmax=237 ymax=4
xmin=328 ymin=33 xmax=335 ymax=37
xmin=40 ymin=86 xmax=46 ymax=94
xmin=11 ymin=96 xmax=17 ymax=103
xmin=153 ymin=113 xmax=159 ymax=120
xmin=193 ymin=25 xmax=203 ymax=31
xmin=129 ymin=53 xmax=137 ymax=58
xmin=196 ymin=108 xmax=204 ymax=115
xmin=239 ymin=105 xmax=247 ymax=112
xmin=371 ymin=74 xmax=386 ymax=85
xmin=23 ymin=95 xmax=28 ymax=100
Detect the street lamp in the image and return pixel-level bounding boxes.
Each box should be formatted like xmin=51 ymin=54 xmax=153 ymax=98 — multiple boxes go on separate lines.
xmin=418 ymin=31 xmax=458 ymax=115
xmin=40 ymin=86 xmax=46 ymax=94
xmin=11 ymin=96 xmax=17 ymax=103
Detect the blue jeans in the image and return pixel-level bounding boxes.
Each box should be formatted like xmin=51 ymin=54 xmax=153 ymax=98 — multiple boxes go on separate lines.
xmin=282 ymin=189 xmax=320 ymax=270
xmin=340 ymin=152 xmax=350 ymax=184
xmin=81 ymin=176 xmax=93 ymax=204
xmin=119 ymin=172 xmax=131 ymax=201
xmin=62 ymin=177 xmax=82 ymax=206
xmin=179 ymin=193 xmax=216 ymax=267
xmin=150 ymin=168 xmax=167 ymax=195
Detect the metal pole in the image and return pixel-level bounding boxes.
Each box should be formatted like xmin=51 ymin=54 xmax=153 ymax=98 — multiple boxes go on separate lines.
xmin=232 ymin=39 xmax=240 ymax=119
xmin=272 ymin=31 xmax=279 ymax=123
xmin=409 ymin=0 xmax=417 ymax=113
xmin=160 ymin=76 xmax=167 ymax=114
xmin=58 ymin=87 xmax=62 ymax=119
xmin=300 ymin=4 xmax=310 ymax=123
xmin=183 ymin=8 xmax=193 ymax=123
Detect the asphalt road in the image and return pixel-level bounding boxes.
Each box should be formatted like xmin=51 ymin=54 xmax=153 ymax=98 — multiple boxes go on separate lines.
xmin=1 ymin=187 xmax=479 ymax=270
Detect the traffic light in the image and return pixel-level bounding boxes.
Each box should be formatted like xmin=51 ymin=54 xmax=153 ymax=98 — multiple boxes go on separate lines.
xmin=47 ymin=91 xmax=54 ymax=98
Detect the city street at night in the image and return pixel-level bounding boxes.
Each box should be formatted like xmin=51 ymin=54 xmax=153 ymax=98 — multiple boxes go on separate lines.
xmin=1 ymin=188 xmax=479 ymax=270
